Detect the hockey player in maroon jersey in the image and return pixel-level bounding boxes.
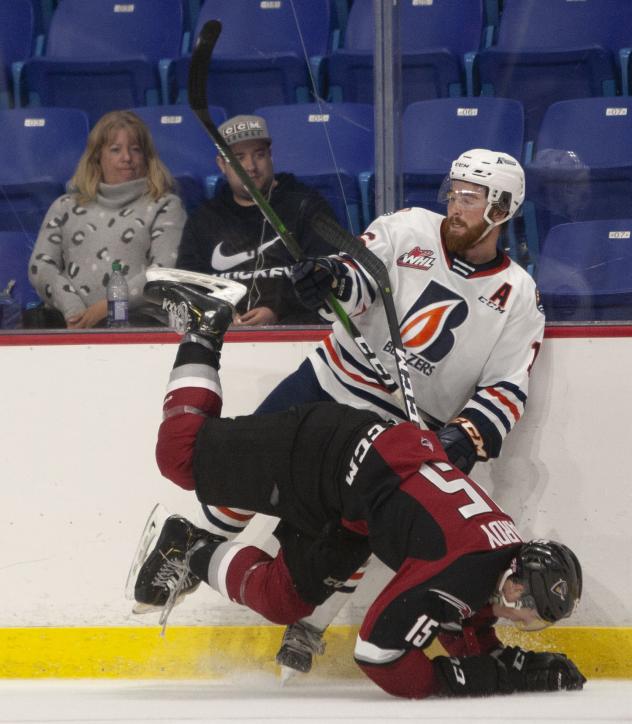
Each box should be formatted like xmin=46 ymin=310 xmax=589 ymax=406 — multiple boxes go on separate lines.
xmin=128 ymin=269 xmax=584 ymax=699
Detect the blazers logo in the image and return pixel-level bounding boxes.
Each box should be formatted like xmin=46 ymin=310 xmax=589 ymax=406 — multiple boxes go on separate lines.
xmin=398 ymin=281 xmax=468 ymax=363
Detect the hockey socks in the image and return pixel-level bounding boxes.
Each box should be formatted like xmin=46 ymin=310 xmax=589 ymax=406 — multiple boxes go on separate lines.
xmin=155 ymin=333 xmax=223 ymax=491
xmin=189 ymin=540 xmax=314 ymax=625
xmin=198 ymin=503 xmax=256 ymax=537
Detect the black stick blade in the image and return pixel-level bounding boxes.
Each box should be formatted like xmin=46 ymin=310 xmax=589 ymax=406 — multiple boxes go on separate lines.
xmin=311 ymin=213 xmax=391 ymax=290
xmin=188 ymin=20 xmax=222 ymax=111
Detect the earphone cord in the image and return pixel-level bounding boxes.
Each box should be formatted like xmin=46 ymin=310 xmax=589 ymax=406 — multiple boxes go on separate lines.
xmin=245 ymin=183 xmax=273 ymax=312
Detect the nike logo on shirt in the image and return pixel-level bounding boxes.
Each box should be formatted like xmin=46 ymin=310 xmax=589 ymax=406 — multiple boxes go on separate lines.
xmin=211 ymin=236 xmax=281 ymax=271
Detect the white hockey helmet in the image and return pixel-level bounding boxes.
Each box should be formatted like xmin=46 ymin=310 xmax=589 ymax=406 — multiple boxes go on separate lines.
xmin=443 ymin=148 xmax=525 ymax=225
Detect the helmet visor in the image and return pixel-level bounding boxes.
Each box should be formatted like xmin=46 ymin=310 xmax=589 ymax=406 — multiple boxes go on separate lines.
xmin=508 ymin=609 xmax=553 ymax=632
xmin=495 ymin=568 xmax=554 ymax=632
xmin=437 ymin=176 xmax=488 ymax=209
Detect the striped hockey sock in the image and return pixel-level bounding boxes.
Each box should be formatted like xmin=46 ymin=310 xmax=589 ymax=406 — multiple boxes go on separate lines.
xmin=196 ymin=503 xmax=256 ymax=538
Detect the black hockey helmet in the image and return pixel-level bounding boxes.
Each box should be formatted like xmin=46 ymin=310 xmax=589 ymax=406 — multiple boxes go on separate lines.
xmin=513 ymin=540 xmax=582 ymax=624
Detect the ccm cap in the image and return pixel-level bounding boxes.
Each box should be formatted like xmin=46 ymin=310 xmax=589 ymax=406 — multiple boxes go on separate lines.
xmin=218 ymin=115 xmax=271 ymax=146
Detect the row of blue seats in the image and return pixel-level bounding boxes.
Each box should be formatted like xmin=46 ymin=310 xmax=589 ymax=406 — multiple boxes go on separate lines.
xmin=3 ymin=217 xmax=632 ymax=323
xmin=0 ymin=102 xmax=373 ymax=234
xmin=15 ymin=0 xmax=508 ymax=40
xmin=1 ymin=0 xmax=352 ymax=122
xmin=0 ymin=95 xmax=631 ymax=247
xmin=15 ymin=1 xmax=355 ymax=37
xmin=2 ymin=0 xmax=632 ymax=141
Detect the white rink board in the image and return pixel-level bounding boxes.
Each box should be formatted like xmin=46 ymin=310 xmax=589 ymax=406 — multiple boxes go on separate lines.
xmin=1 ymin=335 xmax=630 ymax=628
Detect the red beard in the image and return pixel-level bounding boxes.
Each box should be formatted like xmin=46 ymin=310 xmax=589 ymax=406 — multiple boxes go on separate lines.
xmin=444 ymin=217 xmax=489 ymax=256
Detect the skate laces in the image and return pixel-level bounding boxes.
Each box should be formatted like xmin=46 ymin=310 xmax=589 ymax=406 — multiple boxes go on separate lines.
xmin=154 ymin=549 xmax=199 ymax=636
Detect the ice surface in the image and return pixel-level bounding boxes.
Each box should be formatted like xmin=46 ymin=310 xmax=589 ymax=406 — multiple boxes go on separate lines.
xmin=0 ymin=676 xmax=630 ymax=724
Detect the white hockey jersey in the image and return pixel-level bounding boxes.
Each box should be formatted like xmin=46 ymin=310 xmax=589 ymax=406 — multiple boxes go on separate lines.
xmin=308 ymin=207 xmax=545 ymax=459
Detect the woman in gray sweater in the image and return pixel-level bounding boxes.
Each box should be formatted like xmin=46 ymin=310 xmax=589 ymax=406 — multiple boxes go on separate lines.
xmin=28 ymin=110 xmax=186 ymax=328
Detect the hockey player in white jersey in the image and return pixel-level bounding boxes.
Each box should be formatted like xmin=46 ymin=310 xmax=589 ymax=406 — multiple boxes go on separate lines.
xmin=199 ymin=148 xmax=545 ymax=675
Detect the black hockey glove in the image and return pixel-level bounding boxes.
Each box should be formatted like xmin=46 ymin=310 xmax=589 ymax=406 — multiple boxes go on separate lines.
xmin=434 ymin=654 xmax=502 ymax=697
xmin=495 ymin=646 xmax=586 ymax=693
xmin=290 ymin=256 xmax=350 ymax=310
xmin=437 ymin=423 xmax=478 ymax=474
xmin=434 ymin=648 xmax=586 ymax=697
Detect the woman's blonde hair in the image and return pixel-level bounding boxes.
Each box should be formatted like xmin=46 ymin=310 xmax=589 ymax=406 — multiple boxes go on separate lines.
xmin=70 ymin=110 xmax=175 ymax=204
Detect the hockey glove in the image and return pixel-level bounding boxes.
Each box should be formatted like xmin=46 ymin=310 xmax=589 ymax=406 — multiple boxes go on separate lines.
xmin=495 ymin=646 xmax=586 ymax=693
xmin=437 ymin=423 xmax=478 ymax=474
xmin=434 ymin=654 xmax=502 ymax=697
xmin=291 ymin=256 xmax=350 ymax=310
xmin=433 ymin=648 xmax=586 ymax=697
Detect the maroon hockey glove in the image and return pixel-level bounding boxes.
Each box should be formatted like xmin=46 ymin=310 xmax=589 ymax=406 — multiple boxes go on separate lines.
xmin=291 ymin=257 xmax=350 ymax=310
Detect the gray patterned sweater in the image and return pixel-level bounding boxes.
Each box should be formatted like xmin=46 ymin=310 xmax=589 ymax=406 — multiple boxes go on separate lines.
xmin=28 ymin=178 xmax=186 ymax=320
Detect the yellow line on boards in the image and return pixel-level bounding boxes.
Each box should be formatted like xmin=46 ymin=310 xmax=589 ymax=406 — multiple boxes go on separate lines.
xmin=0 ymin=626 xmax=630 ymax=679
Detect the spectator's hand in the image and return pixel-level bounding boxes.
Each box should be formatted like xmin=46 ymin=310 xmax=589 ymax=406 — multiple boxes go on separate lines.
xmin=291 ymin=256 xmax=349 ymax=310
xmin=67 ymin=299 xmax=108 ymax=329
xmin=234 ymin=306 xmax=278 ymax=326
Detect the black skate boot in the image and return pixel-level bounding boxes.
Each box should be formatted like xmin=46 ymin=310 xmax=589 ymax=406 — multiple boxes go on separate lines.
xmin=276 ymin=621 xmax=326 ymax=677
xmin=129 ymin=506 xmax=226 ymax=631
xmin=143 ymin=267 xmax=247 ymax=338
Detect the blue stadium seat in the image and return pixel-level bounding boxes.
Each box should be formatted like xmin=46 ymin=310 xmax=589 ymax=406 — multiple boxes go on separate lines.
xmin=171 ymin=0 xmax=333 ymax=117
xmin=0 ymin=107 xmax=90 ymax=232
xmin=326 ymin=0 xmax=485 ymax=106
xmin=400 ymin=97 xmax=524 ymax=212
xmin=254 ymin=102 xmax=374 ymax=233
xmin=360 ymin=96 xmax=524 ymax=254
xmin=0 ymin=231 xmax=39 ymax=309
xmin=525 ymin=97 xmax=632 ymax=252
xmin=19 ymin=0 xmax=184 ymax=124
xmin=475 ymin=0 xmax=631 ymax=143
xmin=536 ymin=219 xmax=632 ymax=322
xmin=0 ymin=0 xmax=35 ymax=107
xmin=129 ymin=104 xmax=227 ymax=213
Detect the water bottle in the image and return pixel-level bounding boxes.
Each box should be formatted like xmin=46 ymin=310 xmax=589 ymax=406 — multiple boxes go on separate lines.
xmin=106 ymin=261 xmax=129 ymax=328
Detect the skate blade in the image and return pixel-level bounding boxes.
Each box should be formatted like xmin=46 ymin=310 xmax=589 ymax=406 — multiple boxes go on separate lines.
xmin=280 ymin=666 xmax=300 ymax=686
xmin=124 ymin=503 xmax=170 ymax=600
xmin=145 ymin=267 xmax=247 ymax=308
xmin=130 ymin=592 xmax=188 ymax=616
xmin=131 ymin=601 xmax=163 ymax=615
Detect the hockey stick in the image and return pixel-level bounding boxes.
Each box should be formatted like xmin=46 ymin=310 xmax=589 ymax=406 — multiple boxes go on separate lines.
xmin=310 ymin=212 xmax=420 ymax=427
xmin=187 ymin=20 xmax=408 ymax=402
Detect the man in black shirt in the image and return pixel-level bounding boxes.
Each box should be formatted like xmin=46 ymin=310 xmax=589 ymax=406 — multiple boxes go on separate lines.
xmin=176 ymin=114 xmax=337 ymax=325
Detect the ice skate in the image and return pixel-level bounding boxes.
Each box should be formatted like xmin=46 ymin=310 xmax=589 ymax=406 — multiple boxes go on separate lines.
xmin=276 ymin=621 xmax=326 ymax=682
xmin=126 ymin=504 xmax=226 ymax=632
xmin=144 ymin=267 xmax=246 ymax=336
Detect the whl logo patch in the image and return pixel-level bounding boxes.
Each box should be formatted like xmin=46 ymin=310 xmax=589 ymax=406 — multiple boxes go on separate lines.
xmin=397 ymin=246 xmax=435 ymax=271
xmin=399 ymin=281 xmax=468 ymax=363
